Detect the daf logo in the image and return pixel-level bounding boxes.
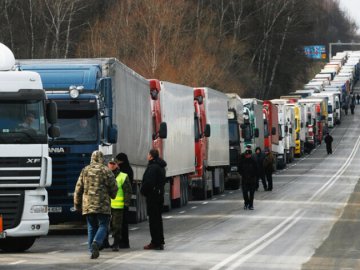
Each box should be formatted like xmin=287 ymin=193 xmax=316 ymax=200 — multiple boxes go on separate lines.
xmin=49 ymin=147 xmax=65 ymax=153
xmin=27 ymin=158 xmax=41 ymax=164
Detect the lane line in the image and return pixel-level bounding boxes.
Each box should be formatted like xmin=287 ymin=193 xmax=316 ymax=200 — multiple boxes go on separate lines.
xmin=209 ymin=210 xmax=302 ymax=270
xmin=9 ymin=260 xmax=27 ymax=265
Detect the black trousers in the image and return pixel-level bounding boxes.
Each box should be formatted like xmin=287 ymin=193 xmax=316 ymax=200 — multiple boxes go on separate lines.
xmin=120 ymin=207 xmax=130 ymax=246
xmin=256 ymin=173 xmax=267 ymax=190
xmin=242 ymin=182 xmax=256 ymax=207
xmin=146 ymin=197 xmax=164 ymax=246
xmin=326 ymin=144 xmax=332 ymax=154
xmin=265 ymin=172 xmax=273 ymax=190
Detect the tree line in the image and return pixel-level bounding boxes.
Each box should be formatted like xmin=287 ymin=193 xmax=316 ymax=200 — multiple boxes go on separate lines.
xmin=0 ymin=0 xmax=358 ymax=98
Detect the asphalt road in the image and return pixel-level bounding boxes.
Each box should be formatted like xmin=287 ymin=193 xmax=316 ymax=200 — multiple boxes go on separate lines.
xmin=1 ymin=99 xmax=360 ymax=270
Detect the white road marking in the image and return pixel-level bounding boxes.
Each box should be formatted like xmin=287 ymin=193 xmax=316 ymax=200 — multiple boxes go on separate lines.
xmin=164 ymin=216 xmax=173 ymax=219
xmin=9 ymin=260 xmax=27 ymax=265
xmin=202 ymin=202 xmax=209 ymax=205
xmin=191 ymin=206 xmax=197 ymax=209
xmin=129 ymin=227 xmax=139 ymax=231
xmin=212 ymin=198 xmax=218 ymax=201
xmin=81 ymin=242 xmax=88 ymax=246
xmin=47 ymin=250 xmax=64 ymax=254
xmin=179 ymin=211 xmax=186 ymax=214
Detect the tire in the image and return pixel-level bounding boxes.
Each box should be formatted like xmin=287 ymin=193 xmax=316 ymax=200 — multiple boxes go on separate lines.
xmin=0 ymin=237 xmax=36 ymax=252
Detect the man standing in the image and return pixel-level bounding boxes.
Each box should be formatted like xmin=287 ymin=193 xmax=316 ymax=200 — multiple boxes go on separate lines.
xmin=239 ymin=149 xmax=258 ymax=210
xmin=116 ymin=153 xmax=134 ymax=249
xmin=324 ymin=132 xmax=333 ymax=154
xmin=141 ymin=149 xmax=167 ymax=250
xmin=254 ymin=147 xmax=267 ymax=191
xmin=356 ymin=94 xmax=360 ymax=105
xmin=110 ymin=158 xmax=132 ymax=251
xmin=263 ymin=148 xmax=275 ymax=191
xmin=74 ymin=150 xmax=118 ymax=259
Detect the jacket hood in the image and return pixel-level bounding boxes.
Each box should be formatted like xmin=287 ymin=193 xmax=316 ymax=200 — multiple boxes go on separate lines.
xmin=151 ymin=157 xmax=167 ymax=168
xmin=91 ymin=150 xmax=104 ymax=164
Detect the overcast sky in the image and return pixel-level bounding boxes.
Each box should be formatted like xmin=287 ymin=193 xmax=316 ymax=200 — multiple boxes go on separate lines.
xmin=339 ymin=0 xmax=360 ymax=33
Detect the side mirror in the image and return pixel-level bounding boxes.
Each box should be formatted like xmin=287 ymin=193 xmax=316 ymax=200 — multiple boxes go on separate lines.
xmin=289 ymin=128 xmax=293 ymax=134
xmin=285 ymin=126 xmax=289 ymax=133
xmin=254 ymin=128 xmax=259 ymax=138
xmin=271 ymin=127 xmax=276 ymax=135
xmin=46 ymin=101 xmax=58 ymax=125
xmin=108 ymin=126 xmax=118 ymax=143
xmin=279 ymin=135 xmax=283 ymax=140
xmin=301 ymin=122 xmax=304 ymax=128
xmin=48 ymin=125 xmax=60 ymax=138
xmin=204 ymin=124 xmax=211 ymax=137
xmin=159 ymin=122 xmax=167 ymax=139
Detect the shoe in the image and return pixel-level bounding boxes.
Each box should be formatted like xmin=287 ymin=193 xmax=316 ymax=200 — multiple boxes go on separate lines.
xmin=91 ymin=241 xmax=100 ymax=259
xmin=143 ymin=243 xmax=164 ymax=250
xmin=243 ymin=205 xmax=248 ymax=210
xmin=248 ymin=206 xmax=254 ymax=210
xmin=112 ymin=246 xmax=119 ymax=252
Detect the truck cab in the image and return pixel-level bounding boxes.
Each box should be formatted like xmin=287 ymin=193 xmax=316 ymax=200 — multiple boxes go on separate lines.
xmin=0 ymin=43 xmax=59 ymax=252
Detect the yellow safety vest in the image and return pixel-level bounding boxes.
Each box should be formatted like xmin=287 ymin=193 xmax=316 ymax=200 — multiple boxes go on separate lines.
xmin=111 ymin=172 xmax=128 ymax=209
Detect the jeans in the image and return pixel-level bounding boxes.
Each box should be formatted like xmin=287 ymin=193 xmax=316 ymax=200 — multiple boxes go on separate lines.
xmin=86 ymin=213 xmax=110 ymax=252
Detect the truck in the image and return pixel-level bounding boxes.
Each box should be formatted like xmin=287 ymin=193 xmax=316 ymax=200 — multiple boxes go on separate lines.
xmin=225 ymin=93 xmax=244 ymax=189
xmin=241 ymin=98 xmax=264 ymax=151
xmin=190 ymin=87 xmax=229 ymax=199
xmin=149 ymin=79 xmax=194 ymax=208
xmin=270 ymin=99 xmax=290 ymax=169
xmin=18 ymin=58 xmax=152 ymax=223
xmin=263 ymin=100 xmax=279 ymax=169
xmin=0 ymin=43 xmax=59 ymax=252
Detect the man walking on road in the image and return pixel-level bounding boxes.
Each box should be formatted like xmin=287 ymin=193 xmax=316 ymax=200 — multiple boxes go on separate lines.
xmin=324 ymin=132 xmax=333 ymax=154
xmin=356 ymin=94 xmax=360 ymax=105
xmin=74 ymin=150 xmax=118 ymax=259
xmin=263 ymin=148 xmax=275 ymax=191
xmin=141 ymin=149 xmax=167 ymax=250
xmin=239 ymin=149 xmax=258 ymax=210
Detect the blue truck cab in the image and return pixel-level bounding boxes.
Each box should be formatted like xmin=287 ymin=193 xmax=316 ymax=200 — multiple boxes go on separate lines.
xmin=19 ymin=63 xmax=117 ymax=223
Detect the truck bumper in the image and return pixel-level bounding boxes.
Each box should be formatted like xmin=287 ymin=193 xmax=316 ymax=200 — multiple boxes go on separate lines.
xmin=4 ymin=188 xmax=49 ymax=238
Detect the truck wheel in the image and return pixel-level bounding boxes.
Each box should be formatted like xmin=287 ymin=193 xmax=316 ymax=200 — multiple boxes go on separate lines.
xmin=0 ymin=237 xmax=36 ymax=252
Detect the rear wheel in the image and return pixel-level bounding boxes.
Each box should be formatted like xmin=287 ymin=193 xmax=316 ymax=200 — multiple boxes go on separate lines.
xmin=0 ymin=237 xmax=36 ymax=252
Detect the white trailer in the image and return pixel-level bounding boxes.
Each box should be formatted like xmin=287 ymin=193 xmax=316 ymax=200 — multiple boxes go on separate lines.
xmin=157 ymin=81 xmax=195 ymax=207
xmin=203 ymin=87 xmax=230 ymax=195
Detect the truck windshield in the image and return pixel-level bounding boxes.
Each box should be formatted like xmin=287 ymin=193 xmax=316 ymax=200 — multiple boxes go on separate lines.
xmin=55 ymin=110 xmax=98 ymax=143
xmin=0 ymin=100 xmax=47 ymax=144
xmin=228 ymin=121 xmax=239 ymax=144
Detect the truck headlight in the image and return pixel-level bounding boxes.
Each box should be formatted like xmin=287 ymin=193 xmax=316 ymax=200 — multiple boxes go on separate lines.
xmin=230 ymin=166 xmax=238 ymax=172
xmin=30 ymin=205 xmax=48 ymax=214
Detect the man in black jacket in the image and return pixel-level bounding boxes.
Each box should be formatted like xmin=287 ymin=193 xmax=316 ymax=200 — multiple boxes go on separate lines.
xmin=141 ymin=149 xmax=167 ymax=250
xmin=239 ymin=149 xmax=258 ymax=210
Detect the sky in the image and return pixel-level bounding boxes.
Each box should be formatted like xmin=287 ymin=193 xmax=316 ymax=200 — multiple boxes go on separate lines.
xmin=339 ymin=0 xmax=360 ymax=33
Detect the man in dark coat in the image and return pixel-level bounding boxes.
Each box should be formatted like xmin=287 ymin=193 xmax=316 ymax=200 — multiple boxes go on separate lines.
xmin=263 ymin=148 xmax=275 ymax=191
xmin=141 ymin=149 xmax=167 ymax=250
xmin=239 ymin=149 xmax=258 ymax=210
xmin=324 ymin=132 xmax=333 ymax=154
xmin=254 ymin=147 xmax=267 ymax=191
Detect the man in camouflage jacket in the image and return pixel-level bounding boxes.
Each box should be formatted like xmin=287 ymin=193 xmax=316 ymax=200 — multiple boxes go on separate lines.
xmin=74 ymin=150 xmax=118 ymax=259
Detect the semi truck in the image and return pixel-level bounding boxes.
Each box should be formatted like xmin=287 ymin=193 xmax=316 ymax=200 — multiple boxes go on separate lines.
xmin=18 ymin=58 xmax=152 ymax=223
xmin=149 ymin=79 xmax=194 ymax=208
xmin=263 ymin=100 xmax=279 ymax=169
xmin=242 ymin=98 xmax=264 ymax=151
xmin=0 ymin=43 xmax=59 ymax=252
xmin=225 ymin=93 xmax=244 ymax=189
xmin=191 ymin=87 xmax=229 ymax=199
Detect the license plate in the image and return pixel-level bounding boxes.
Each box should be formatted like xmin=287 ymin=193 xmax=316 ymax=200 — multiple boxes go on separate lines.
xmin=48 ymin=207 xmax=62 ymax=213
